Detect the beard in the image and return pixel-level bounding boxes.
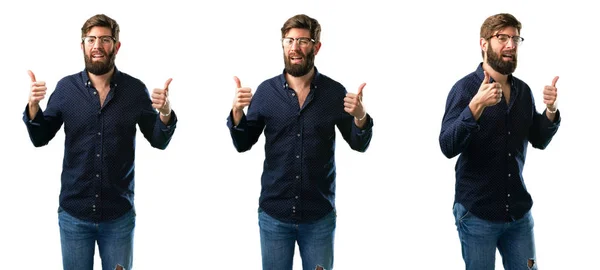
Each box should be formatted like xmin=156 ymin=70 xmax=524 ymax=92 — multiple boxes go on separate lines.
xmin=486 ymin=45 xmax=517 ymax=75
xmin=284 ymin=47 xmax=315 ymax=77
xmin=84 ymin=47 xmax=116 ymax=75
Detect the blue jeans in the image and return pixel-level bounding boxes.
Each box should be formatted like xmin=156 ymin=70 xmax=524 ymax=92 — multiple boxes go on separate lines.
xmin=258 ymin=208 xmax=336 ymax=270
xmin=453 ymin=203 xmax=537 ymax=270
xmin=58 ymin=207 xmax=136 ymax=270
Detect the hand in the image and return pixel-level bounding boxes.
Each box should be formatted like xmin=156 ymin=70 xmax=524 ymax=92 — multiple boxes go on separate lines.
xmin=232 ymin=76 xmax=252 ymax=112
xmin=543 ymin=76 xmax=559 ymax=111
xmin=152 ymin=78 xmax=172 ymax=115
xmin=474 ymin=71 xmax=502 ymax=107
xmin=28 ymin=70 xmax=47 ymax=106
xmin=344 ymin=82 xmax=366 ymax=119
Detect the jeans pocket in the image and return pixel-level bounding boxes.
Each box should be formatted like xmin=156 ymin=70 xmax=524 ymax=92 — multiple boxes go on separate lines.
xmin=453 ymin=203 xmax=471 ymax=222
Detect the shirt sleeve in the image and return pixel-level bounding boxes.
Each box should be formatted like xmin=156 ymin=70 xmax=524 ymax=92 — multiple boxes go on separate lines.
xmin=137 ymin=88 xmax=177 ymax=150
xmin=22 ymin=87 xmax=64 ymax=147
xmin=337 ymin=112 xmax=373 ymax=153
xmin=528 ymin=97 xmax=561 ymax=149
xmin=226 ymin=89 xmax=265 ymax=152
xmin=439 ymin=82 xmax=480 ymax=159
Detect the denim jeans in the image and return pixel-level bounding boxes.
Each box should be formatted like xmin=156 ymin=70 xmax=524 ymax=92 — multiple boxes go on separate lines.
xmin=453 ymin=203 xmax=537 ymax=270
xmin=58 ymin=207 xmax=136 ymax=270
xmin=258 ymin=208 xmax=336 ymax=270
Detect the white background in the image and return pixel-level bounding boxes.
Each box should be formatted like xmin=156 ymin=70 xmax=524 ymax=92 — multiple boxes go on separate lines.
xmin=1 ymin=0 xmax=598 ymax=269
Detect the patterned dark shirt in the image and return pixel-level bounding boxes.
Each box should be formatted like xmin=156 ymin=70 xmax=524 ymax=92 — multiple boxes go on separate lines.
xmin=227 ymin=68 xmax=373 ymax=223
xmin=439 ymin=63 xmax=560 ymax=222
xmin=23 ymin=67 xmax=177 ymax=222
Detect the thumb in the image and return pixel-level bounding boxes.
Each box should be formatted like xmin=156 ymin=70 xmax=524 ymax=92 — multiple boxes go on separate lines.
xmin=481 ymin=70 xmax=490 ymax=86
xmin=357 ymin=82 xmax=366 ymax=97
xmin=163 ymin=78 xmax=173 ymax=90
xmin=28 ymin=70 xmax=37 ymax=82
xmin=233 ymin=76 xmax=242 ymax=89
xmin=551 ymin=76 xmax=559 ymax=87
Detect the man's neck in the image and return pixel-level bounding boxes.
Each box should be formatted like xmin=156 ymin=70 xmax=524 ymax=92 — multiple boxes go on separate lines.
xmin=482 ymin=62 xmax=509 ymax=85
xmin=285 ymin=67 xmax=315 ymax=90
xmin=88 ymin=68 xmax=114 ymax=89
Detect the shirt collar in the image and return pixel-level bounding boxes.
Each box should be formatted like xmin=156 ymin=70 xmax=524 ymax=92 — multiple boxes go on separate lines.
xmin=279 ymin=66 xmax=322 ymax=89
xmin=81 ymin=66 xmax=122 ymax=88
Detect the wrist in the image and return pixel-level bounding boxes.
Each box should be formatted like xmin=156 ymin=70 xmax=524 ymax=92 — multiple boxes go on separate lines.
xmin=160 ymin=108 xmax=171 ymax=117
xmin=547 ymin=105 xmax=558 ymax=114
xmin=355 ymin=111 xmax=367 ymax=121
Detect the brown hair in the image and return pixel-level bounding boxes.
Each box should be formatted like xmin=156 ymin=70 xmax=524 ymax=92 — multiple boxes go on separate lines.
xmin=281 ymin=14 xmax=321 ymax=43
xmin=480 ymin=13 xmax=521 ymax=57
xmin=81 ymin=14 xmax=120 ymax=42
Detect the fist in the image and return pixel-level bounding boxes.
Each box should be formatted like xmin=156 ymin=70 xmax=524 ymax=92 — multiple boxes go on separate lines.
xmin=232 ymin=76 xmax=252 ymax=111
xmin=543 ymin=76 xmax=559 ymax=110
xmin=476 ymin=70 xmax=502 ymax=107
xmin=152 ymin=78 xmax=172 ymax=115
xmin=344 ymin=82 xmax=366 ymax=118
xmin=28 ymin=70 xmax=47 ymax=105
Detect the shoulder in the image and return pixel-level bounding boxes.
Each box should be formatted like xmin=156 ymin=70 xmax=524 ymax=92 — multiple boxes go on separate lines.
xmin=116 ymin=70 xmax=147 ymax=89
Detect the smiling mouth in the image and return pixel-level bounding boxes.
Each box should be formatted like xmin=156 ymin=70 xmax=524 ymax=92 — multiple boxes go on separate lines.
xmin=91 ymin=51 xmax=106 ymax=60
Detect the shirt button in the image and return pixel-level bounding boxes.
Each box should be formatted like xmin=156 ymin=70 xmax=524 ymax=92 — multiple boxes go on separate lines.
xmin=97 ymin=132 xmax=101 ymax=136
xmin=506 ymin=209 xmax=509 ymax=212
xmin=96 ymin=154 xmax=100 ymax=157
xmin=506 ymin=205 xmax=509 ymax=208
xmin=295 ymin=196 xmax=299 ymax=199
xmin=507 ymin=194 xmax=511 ymax=197
xmin=92 ymin=205 xmax=96 ymax=208
xmin=96 ymin=174 xmax=100 ymax=178
xmin=508 ymin=153 xmax=511 ymax=157
xmin=93 ymin=209 xmax=96 ymax=212
xmin=291 ymin=93 xmax=296 ymax=96
xmin=296 ymin=175 xmax=299 ymax=179
xmin=297 ymin=134 xmax=300 ymax=137
xmin=93 ymin=91 xmax=97 ymax=95
xmin=292 ymin=206 xmax=296 ymax=209
xmin=296 ymin=155 xmax=300 ymax=158
xmin=508 ymin=173 xmax=511 ymax=177
xmin=95 ymin=194 xmax=99 ymax=198
xmin=508 ymin=131 xmax=511 ymax=135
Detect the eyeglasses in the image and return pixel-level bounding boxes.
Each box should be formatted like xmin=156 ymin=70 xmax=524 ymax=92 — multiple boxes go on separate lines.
xmin=489 ymin=34 xmax=524 ymax=46
xmin=82 ymin=35 xmax=116 ymax=46
xmin=281 ymin=37 xmax=315 ymax=48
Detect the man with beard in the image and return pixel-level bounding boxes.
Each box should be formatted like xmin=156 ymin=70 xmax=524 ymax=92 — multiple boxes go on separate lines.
xmin=227 ymin=14 xmax=373 ymax=270
xmin=439 ymin=13 xmax=560 ymax=270
xmin=23 ymin=14 xmax=177 ymax=270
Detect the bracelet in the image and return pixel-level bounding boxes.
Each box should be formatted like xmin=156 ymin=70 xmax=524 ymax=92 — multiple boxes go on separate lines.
xmin=160 ymin=110 xmax=171 ymax=117
xmin=355 ymin=112 xmax=367 ymax=121
xmin=547 ymin=107 xmax=558 ymax=114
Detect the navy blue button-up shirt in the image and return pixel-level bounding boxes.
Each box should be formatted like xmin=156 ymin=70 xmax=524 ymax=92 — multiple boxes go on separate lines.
xmin=439 ymin=63 xmax=560 ymax=222
xmin=23 ymin=67 xmax=177 ymax=222
xmin=227 ymin=68 xmax=373 ymax=223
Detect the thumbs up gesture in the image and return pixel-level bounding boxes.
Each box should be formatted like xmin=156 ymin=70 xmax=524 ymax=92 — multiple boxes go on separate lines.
xmin=475 ymin=70 xmax=502 ymax=107
xmin=543 ymin=76 xmax=559 ymax=111
xmin=231 ymin=76 xmax=253 ymax=126
xmin=27 ymin=70 xmax=47 ymax=119
xmin=232 ymin=76 xmax=253 ymax=111
xmin=344 ymin=82 xmax=367 ymax=120
xmin=152 ymin=78 xmax=172 ymax=116
xmin=28 ymin=70 xmax=47 ymax=106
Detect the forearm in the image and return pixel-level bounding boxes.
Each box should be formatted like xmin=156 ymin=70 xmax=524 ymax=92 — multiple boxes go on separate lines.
xmin=232 ymin=108 xmax=244 ymax=127
xmin=468 ymin=98 xmax=485 ymax=121
xmin=28 ymin=103 xmax=40 ymax=120
xmin=439 ymin=107 xmax=479 ymax=158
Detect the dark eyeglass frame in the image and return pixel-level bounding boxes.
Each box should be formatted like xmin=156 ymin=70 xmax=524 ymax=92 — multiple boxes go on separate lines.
xmin=82 ymin=35 xmax=116 ymax=45
xmin=488 ymin=34 xmax=524 ymax=45
xmin=281 ymin=37 xmax=316 ymax=47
